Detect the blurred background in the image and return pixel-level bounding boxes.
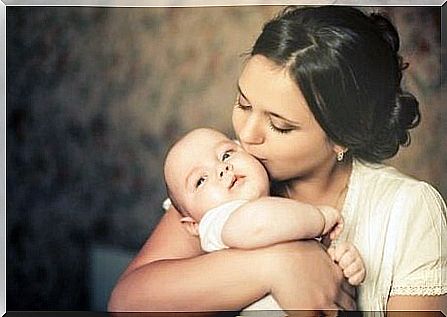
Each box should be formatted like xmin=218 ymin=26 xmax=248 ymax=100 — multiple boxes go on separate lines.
xmin=6 ymin=5 xmax=445 ymax=311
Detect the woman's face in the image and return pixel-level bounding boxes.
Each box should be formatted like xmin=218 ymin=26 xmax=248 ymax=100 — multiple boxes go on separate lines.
xmin=232 ymin=55 xmax=339 ymax=182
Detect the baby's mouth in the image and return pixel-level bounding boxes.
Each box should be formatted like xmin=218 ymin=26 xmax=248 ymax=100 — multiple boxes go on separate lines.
xmin=229 ymin=175 xmax=244 ymax=189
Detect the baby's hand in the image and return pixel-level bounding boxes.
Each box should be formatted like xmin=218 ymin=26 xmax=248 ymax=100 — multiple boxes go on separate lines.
xmin=328 ymin=241 xmax=366 ymax=286
xmin=316 ymin=205 xmax=343 ymax=240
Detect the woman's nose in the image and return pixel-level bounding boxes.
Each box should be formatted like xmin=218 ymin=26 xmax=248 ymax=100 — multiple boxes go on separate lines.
xmin=238 ymin=115 xmax=264 ymax=145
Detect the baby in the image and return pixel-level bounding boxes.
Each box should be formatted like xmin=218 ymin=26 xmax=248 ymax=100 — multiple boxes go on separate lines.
xmin=163 ymin=127 xmax=365 ymax=312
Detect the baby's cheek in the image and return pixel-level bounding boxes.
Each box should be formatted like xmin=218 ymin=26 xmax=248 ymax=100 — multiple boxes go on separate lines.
xmin=204 ymin=190 xmax=232 ymax=209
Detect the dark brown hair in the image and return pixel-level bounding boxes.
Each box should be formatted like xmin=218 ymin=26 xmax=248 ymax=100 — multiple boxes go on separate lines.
xmin=251 ymin=6 xmax=420 ymax=162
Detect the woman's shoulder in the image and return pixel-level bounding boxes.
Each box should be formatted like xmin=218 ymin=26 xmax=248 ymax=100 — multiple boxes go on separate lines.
xmin=350 ymin=159 xmax=445 ymax=206
xmin=354 ymin=158 xmax=426 ymax=189
xmin=346 ymin=160 xmax=446 ymax=237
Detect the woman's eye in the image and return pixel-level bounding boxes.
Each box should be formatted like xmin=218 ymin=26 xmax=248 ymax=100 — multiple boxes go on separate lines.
xmin=234 ymin=96 xmax=252 ymax=111
xmin=196 ymin=176 xmax=206 ymax=188
xmin=222 ymin=151 xmax=232 ymax=161
xmin=235 ymin=102 xmax=252 ymax=111
xmin=268 ymin=121 xmax=294 ymax=134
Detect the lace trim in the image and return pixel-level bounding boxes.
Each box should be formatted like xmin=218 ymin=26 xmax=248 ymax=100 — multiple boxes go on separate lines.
xmin=390 ymin=285 xmax=447 ymax=296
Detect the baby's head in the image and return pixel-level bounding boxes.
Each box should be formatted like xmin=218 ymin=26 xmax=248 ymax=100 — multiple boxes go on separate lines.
xmin=164 ymin=128 xmax=269 ymax=224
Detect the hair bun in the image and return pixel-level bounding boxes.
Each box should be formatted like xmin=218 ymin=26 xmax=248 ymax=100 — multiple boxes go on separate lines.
xmin=393 ymin=92 xmax=421 ymax=146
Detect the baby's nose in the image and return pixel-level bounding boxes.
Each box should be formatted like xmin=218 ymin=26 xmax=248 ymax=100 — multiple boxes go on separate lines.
xmin=219 ymin=165 xmax=230 ymax=177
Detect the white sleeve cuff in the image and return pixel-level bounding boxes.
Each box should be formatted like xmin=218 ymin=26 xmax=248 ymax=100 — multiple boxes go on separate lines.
xmin=199 ymin=199 xmax=248 ymax=252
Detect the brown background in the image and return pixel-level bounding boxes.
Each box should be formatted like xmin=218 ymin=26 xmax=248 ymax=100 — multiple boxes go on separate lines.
xmin=7 ymin=6 xmax=445 ymax=310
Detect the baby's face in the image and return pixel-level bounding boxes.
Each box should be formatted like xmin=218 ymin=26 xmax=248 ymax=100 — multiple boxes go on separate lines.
xmin=165 ymin=128 xmax=269 ymax=221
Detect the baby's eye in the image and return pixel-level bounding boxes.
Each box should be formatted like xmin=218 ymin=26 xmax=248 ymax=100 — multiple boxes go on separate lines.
xmin=222 ymin=151 xmax=232 ymax=161
xmin=196 ymin=176 xmax=206 ymax=188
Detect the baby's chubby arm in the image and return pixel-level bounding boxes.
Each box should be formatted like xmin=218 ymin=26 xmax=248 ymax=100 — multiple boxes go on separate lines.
xmin=221 ymin=196 xmax=343 ymax=249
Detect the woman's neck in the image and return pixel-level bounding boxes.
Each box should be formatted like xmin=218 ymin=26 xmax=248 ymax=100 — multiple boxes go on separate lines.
xmin=284 ymin=158 xmax=353 ymax=209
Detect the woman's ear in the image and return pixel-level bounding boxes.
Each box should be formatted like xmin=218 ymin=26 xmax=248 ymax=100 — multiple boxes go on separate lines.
xmin=180 ymin=216 xmax=199 ymax=236
xmin=332 ymin=144 xmax=348 ymax=161
xmin=332 ymin=144 xmax=346 ymax=154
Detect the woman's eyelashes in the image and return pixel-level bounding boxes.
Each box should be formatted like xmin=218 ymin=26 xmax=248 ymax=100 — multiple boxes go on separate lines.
xmin=268 ymin=120 xmax=295 ymax=134
xmin=235 ymin=94 xmax=295 ymax=134
xmin=235 ymin=101 xmax=251 ymax=111
xmin=234 ymin=95 xmax=252 ymax=111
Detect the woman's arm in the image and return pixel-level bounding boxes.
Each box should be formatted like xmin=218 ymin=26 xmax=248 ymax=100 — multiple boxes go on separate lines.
xmin=108 ymin=206 xmax=355 ymax=312
xmin=385 ymin=183 xmax=447 ymax=315
xmin=387 ymin=295 xmax=447 ymax=316
xmin=221 ymin=197 xmax=341 ymax=249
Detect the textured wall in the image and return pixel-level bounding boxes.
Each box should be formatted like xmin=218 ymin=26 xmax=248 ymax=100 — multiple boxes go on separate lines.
xmin=7 ymin=6 xmax=445 ymax=310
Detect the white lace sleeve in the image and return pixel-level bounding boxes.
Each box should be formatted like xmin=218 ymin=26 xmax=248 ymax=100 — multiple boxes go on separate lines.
xmin=390 ymin=182 xmax=447 ymax=296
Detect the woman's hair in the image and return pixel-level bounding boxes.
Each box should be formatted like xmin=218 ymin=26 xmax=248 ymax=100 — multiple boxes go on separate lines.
xmin=251 ymin=6 xmax=420 ymax=163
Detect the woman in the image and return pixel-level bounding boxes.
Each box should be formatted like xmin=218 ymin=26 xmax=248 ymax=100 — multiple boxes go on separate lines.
xmin=108 ymin=6 xmax=446 ymax=314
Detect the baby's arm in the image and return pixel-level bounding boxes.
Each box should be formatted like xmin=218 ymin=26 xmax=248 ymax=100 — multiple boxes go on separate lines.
xmin=328 ymin=241 xmax=366 ymax=286
xmin=221 ymin=196 xmax=343 ymax=249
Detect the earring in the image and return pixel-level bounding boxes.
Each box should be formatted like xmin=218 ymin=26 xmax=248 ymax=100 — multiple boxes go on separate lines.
xmin=336 ymin=150 xmax=345 ymax=162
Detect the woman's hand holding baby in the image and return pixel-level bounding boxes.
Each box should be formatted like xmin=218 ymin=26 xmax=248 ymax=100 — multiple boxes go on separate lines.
xmin=268 ymin=240 xmax=357 ymax=312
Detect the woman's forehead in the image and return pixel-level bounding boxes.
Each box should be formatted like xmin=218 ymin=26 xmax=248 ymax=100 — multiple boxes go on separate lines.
xmin=238 ymin=55 xmax=313 ymax=124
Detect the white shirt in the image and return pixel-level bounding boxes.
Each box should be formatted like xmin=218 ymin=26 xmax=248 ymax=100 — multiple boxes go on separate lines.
xmin=198 ymin=199 xmax=247 ymax=252
xmin=336 ymin=159 xmax=447 ymax=313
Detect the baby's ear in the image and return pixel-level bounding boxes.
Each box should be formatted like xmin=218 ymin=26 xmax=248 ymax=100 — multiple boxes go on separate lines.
xmin=180 ymin=216 xmax=199 ymax=236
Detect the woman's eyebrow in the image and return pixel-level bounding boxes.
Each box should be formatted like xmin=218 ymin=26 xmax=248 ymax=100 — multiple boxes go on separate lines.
xmin=238 ymin=83 xmax=300 ymax=125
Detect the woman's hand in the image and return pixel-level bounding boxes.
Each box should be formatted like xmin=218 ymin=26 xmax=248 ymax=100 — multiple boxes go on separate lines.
xmin=265 ymin=240 xmax=356 ymax=313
